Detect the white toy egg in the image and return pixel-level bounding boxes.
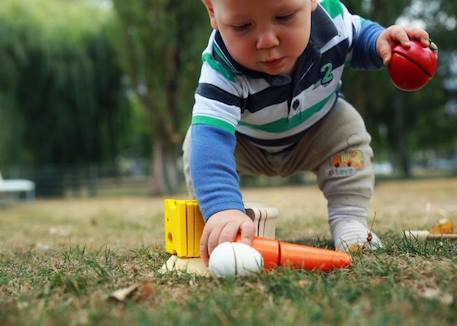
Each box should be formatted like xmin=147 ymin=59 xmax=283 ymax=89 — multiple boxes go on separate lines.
xmin=208 ymin=242 xmax=264 ymax=277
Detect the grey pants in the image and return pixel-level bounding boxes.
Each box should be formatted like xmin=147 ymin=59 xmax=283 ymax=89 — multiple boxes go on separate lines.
xmin=183 ymin=98 xmax=374 ymax=212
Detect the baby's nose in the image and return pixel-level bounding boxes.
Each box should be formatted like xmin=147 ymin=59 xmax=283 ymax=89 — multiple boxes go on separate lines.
xmin=256 ymin=30 xmax=280 ymax=49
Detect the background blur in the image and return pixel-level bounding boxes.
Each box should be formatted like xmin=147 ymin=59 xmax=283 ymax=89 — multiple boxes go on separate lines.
xmin=0 ymin=0 xmax=456 ymax=199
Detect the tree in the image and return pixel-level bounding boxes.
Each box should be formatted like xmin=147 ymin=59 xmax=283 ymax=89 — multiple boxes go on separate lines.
xmin=111 ymin=0 xmax=210 ymax=195
xmin=0 ymin=0 xmax=130 ymax=195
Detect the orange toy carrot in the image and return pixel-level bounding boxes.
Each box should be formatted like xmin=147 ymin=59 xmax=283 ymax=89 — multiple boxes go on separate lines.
xmin=236 ymin=235 xmax=352 ymax=272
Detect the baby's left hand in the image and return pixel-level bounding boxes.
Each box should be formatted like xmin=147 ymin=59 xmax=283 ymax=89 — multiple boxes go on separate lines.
xmin=377 ymin=25 xmax=430 ymax=65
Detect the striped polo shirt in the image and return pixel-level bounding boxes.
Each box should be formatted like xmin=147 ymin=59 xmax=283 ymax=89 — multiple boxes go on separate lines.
xmin=190 ymin=0 xmax=385 ymax=219
xmin=192 ymin=0 xmax=384 ymax=153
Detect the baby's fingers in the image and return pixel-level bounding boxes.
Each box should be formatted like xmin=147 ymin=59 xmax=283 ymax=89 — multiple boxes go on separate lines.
xmin=404 ymin=26 xmax=429 ymax=46
xmin=377 ymin=39 xmax=393 ymax=65
xmin=200 ymin=226 xmax=211 ymax=266
xmin=207 ymin=226 xmax=223 ymax=259
xmin=388 ymin=25 xmax=411 ymax=46
xmin=378 ymin=30 xmax=400 ymax=64
xmin=378 ymin=26 xmax=411 ymax=65
xmin=219 ymin=222 xmax=240 ymax=245
xmin=239 ymin=220 xmax=255 ymax=246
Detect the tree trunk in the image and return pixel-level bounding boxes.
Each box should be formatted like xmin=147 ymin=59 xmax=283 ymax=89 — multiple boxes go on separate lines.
xmin=149 ymin=139 xmax=180 ymax=195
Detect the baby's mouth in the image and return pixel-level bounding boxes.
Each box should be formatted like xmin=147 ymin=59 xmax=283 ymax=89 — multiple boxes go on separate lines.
xmin=260 ymin=57 xmax=285 ymax=67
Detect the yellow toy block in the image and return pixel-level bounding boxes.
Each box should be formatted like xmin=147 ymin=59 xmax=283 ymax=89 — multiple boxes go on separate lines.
xmin=164 ymin=199 xmax=204 ymax=258
xmin=186 ymin=204 xmax=195 ymax=257
xmin=194 ymin=203 xmax=204 ymax=254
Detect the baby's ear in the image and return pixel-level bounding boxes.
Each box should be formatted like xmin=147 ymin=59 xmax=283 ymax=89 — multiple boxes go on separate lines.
xmin=202 ymin=0 xmax=219 ymax=29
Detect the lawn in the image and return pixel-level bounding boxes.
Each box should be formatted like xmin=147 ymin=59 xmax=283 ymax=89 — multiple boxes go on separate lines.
xmin=1 ymin=179 xmax=456 ymax=325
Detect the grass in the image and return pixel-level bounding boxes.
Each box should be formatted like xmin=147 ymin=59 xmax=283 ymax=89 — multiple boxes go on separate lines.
xmin=1 ymin=179 xmax=456 ymax=325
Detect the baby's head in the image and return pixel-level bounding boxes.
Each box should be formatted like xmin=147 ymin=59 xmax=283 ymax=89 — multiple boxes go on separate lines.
xmin=202 ymin=0 xmax=318 ymax=75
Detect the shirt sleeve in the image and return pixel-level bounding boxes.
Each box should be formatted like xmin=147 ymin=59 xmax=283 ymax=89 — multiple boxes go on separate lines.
xmin=190 ymin=58 xmax=245 ymax=221
xmin=190 ymin=124 xmax=244 ymax=220
xmin=350 ymin=19 xmax=385 ymax=69
xmin=325 ymin=0 xmax=385 ymax=69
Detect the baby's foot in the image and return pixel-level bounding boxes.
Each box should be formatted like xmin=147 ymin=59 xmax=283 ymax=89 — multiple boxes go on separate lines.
xmin=330 ymin=218 xmax=383 ymax=252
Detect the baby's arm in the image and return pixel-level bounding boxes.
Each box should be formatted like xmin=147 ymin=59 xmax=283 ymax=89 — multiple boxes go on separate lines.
xmin=190 ymin=124 xmax=255 ymax=265
xmin=344 ymin=4 xmax=431 ymax=69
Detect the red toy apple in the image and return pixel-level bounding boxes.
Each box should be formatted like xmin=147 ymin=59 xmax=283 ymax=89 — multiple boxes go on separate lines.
xmin=388 ymin=40 xmax=438 ymax=92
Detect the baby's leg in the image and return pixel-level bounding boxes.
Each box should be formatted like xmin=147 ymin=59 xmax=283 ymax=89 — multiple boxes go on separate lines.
xmin=313 ymin=98 xmax=382 ymax=251
xmin=287 ymin=98 xmax=382 ymax=251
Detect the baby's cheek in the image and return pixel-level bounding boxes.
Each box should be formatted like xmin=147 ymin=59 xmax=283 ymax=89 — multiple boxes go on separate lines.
xmin=229 ymin=44 xmax=256 ymax=67
xmin=285 ymin=31 xmax=309 ymax=57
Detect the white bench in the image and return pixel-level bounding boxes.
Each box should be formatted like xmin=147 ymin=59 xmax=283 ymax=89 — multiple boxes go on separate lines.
xmin=0 ymin=173 xmax=35 ymax=202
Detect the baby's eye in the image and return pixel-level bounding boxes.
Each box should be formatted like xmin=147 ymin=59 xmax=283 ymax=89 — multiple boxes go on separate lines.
xmin=232 ymin=23 xmax=251 ymax=32
xmin=276 ymin=12 xmax=295 ymax=22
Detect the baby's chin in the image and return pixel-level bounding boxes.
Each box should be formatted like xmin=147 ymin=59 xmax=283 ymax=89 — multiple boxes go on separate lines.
xmin=257 ymin=62 xmax=296 ymax=76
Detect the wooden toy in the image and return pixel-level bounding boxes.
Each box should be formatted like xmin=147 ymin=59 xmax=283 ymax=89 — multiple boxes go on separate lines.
xmin=404 ymin=230 xmax=457 ymax=240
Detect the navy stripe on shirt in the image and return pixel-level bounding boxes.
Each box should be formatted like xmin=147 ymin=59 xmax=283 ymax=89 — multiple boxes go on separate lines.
xmin=196 ymin=83 xmax=243 ymax=107
xmin=310 ymin=6 xmax=339 ymax=48
xmin=244 ymin=84 xmax=291 ymax=113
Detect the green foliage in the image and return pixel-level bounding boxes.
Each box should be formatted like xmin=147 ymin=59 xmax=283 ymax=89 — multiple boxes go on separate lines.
xmin=110 ymin=0 xmax=211 ymax=194
xmin=125 ymin=92 xmax=152 ymax=157
xmin=1 ymin=0 xmax=456 ymax=182
xmin=111 ymin=0 xmax=210 ymax=148
xmin=0 ymin=0 xmax=130 ymax=166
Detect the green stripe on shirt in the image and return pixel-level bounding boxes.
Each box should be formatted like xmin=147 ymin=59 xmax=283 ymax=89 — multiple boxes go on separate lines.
xmin=192 ymin=115 xmax=236 ymax=134
xmin=238 ymin=92 xmax=335 ymax=133
xmin=202 ymin=53 xmax=235 ymax=82
xmin=320 ymin=0 xmax=344 ymax=18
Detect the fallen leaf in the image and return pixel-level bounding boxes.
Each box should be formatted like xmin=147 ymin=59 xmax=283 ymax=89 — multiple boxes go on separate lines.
xmin=158 ymin=255 xmax=209 ymax=277
xmin=418 ymin=287 xmax=453 ymax=305
xmin=108 ymin=283 xmax=155 ymax=302
xmin=138 ymin=282 xmax=155 ymax=301
xmin=108 ymin=284 xmax=139 ymax=302
xmin=158 ymin=255 xmax=177 ymax=274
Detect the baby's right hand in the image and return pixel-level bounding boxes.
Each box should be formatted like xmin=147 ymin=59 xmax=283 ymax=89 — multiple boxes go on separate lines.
xmin=200 ymin=209 xmax=255 ymax=266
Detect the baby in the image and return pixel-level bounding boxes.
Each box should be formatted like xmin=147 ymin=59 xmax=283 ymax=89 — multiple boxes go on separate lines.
xmin=183 ymin=0 xmax=431 ymax=264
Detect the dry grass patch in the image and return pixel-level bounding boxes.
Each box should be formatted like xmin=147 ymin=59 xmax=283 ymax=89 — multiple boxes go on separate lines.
xmin=0 ymin=178 xmax=456 ymax=325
